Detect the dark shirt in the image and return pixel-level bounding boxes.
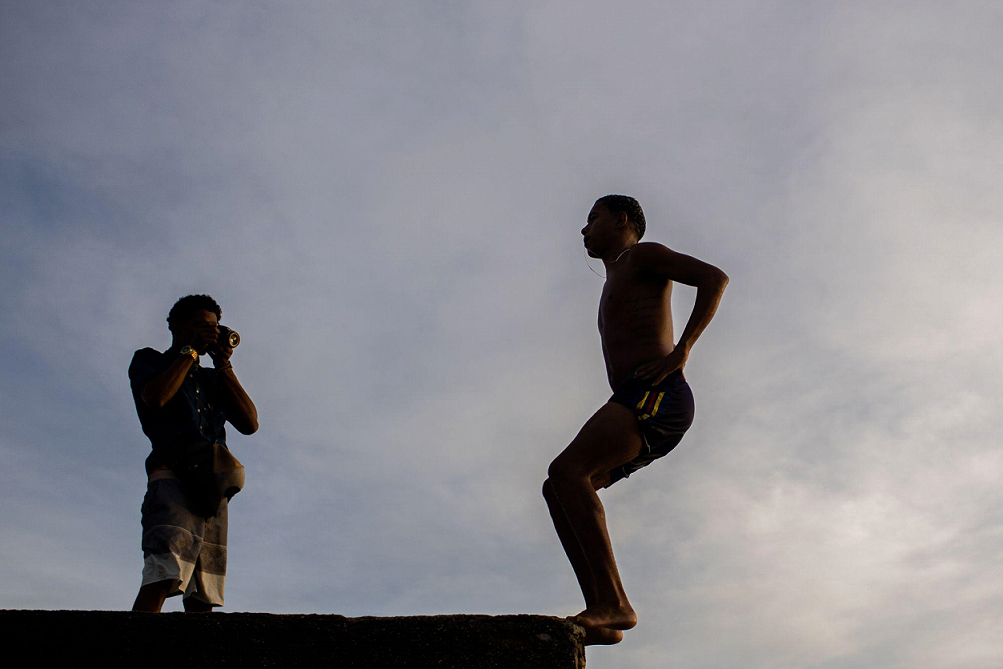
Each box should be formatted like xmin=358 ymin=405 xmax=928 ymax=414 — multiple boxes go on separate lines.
xmin=129 ymin=347 xmax=227 ymax=475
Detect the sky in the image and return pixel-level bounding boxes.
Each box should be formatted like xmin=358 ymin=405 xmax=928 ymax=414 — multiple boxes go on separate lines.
xmin=2 ymin=1 xmax=1001 ymax=667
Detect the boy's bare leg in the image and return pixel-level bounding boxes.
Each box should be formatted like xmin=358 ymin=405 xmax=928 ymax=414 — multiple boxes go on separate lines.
xmin=546 ymin=402 xmax=644 ymax=632
xmin=543 ymin=479 xmax=598 ymax=605
xmin=543 ymin=479 xmax=624 ymax=645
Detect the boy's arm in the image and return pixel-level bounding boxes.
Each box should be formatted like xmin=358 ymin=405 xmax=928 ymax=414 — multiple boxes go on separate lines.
xmin=631 ymin=243 xmax=729 ymax=383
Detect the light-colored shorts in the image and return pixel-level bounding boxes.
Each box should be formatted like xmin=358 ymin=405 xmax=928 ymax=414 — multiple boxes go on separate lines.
xmin=140 ymin=470 xmax=228 ymax=606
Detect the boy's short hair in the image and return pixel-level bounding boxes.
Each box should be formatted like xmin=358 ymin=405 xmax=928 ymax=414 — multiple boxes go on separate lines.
xmin=596 ymin=194 xmax=645 ymax=240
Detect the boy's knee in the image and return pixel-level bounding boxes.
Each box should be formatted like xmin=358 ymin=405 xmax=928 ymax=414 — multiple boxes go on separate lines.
xmin=549 ymin=458 xmax=608 ymax=493
xmin=548 ymin=454 xmax=586 ymax=481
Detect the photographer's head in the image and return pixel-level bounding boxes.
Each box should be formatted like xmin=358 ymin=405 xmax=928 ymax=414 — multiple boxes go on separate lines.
xmin=168 ymin=294 xmax=222 ymax=351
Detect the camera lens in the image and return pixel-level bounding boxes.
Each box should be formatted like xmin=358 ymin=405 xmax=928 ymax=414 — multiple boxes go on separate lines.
xmin=218 ymin=326 xmax=240 ymax=348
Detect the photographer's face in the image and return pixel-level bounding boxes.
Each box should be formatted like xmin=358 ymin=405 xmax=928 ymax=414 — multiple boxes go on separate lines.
xmin=173 ymin=309 xmax=219 ymax=352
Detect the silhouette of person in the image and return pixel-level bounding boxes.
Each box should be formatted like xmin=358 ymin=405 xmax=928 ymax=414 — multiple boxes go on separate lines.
xmin=543 ymin=195 xmax=728 ymax=645
xmin=129 ymin=294 xmax=258 ymax=612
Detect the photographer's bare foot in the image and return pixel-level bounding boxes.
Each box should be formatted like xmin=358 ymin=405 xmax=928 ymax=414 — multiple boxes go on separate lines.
xmin=571 ymin=603 xmax=637 ymax=631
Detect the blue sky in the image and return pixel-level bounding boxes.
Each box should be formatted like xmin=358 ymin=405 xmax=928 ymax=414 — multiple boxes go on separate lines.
xmin=2 ymin=2 xmax=1001 ymax=667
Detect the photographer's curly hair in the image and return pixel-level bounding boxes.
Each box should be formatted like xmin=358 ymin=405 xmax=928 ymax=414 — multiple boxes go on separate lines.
xmin=167 ymin=294 xmax=222 ymax=328
xmin=596 ymin=194 xmax=646 ymax=240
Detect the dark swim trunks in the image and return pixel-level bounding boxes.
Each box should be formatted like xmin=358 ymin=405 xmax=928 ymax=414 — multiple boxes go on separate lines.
xmin=606 ymin=369 xmax=695 ymax=486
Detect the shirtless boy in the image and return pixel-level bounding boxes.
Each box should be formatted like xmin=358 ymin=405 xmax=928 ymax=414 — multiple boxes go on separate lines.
xmin=543 ymin=195 xmax=728 ymax=645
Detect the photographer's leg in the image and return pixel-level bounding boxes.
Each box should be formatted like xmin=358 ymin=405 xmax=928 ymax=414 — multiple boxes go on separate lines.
xmin=132 ymin=581 xmax=170 ymax=612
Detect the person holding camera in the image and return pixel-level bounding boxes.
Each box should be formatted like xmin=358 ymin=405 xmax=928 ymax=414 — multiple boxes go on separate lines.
xmin=129 ymin=294 xmax=258 ymax=612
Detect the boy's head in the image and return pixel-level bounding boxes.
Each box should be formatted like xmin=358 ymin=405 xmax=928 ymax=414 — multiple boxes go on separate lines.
xmin=594 ymin=194 xmax=645 ymax=241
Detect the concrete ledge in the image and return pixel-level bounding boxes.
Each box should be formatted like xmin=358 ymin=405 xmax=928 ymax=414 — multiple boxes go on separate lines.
xmin=1 ymin=610 xmax=585 ymax=668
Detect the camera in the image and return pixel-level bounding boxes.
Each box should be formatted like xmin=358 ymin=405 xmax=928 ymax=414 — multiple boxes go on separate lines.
xmin=218 ymin=325 xmax=240 ymax=348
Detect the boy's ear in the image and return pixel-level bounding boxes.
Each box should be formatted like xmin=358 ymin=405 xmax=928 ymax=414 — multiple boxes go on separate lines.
xmin=615 ymin=211 xmax=629 ymax=229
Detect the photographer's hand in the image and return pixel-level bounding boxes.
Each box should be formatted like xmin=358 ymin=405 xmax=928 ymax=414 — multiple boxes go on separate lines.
xmin=209 ymin=341 xmax=233 ymax=368
xmin=190 ymin=324 xmax=218 ymax=355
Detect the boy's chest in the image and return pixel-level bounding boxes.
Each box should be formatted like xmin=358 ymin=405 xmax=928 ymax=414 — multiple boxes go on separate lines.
xmin=599 ymin=275 xmax=672 ymax=331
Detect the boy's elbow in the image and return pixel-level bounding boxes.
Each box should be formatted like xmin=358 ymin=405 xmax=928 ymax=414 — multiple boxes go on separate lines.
xmin=702 ymin=267 xmax=729 ymax=290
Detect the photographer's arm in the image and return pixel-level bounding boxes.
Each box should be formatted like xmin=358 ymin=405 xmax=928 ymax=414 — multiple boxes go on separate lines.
xmin=139 ymin=325 xmax=218 ymax=410
xmin=140 ymin=354 xmax=196 ymax=409
xmin=211 ymin=346 xmax=259 ymax=434
xmin=219 ymin=368 xmax=258 ymax=434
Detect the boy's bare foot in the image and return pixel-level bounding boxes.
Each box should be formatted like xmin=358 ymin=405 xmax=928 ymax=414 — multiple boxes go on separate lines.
xmin=581 ymin=625 xmax=624 ymax=646
xmin=571 ymin=603 xmax=637 ymax=630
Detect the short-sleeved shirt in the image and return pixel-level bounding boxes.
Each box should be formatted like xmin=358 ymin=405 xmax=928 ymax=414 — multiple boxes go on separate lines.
xmin=129 ymin=347 xmax=227 ymax=475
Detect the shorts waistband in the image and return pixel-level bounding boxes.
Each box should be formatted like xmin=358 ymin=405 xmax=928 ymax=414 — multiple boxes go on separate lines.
xmin=619 ymin=367 xmax=683 ymax=388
